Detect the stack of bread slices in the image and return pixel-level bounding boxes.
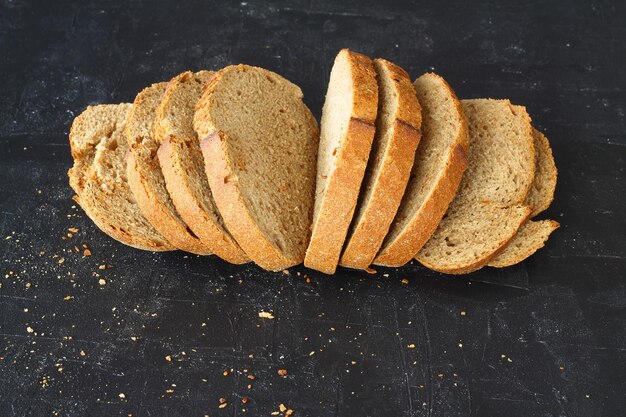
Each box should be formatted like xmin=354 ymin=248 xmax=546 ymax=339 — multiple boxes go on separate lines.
xmin=68 ymin=49 xmax=558 ymax=275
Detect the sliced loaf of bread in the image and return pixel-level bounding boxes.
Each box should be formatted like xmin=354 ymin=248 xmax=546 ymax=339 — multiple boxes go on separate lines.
xmin=488 ymin=128 xmax=559 ymax=267
xmin=304 ymin=49 xmax=379 ymax=274
xmin=155 ymin=71 xmax=249 ymax=264
xmin=68 ymin=104 xmax=172 ymax=251
xmin=415 ymin=99 xmax=536 ymax=274
xmin=338 ymin=59 xmax=422 ymax=270
xmin=125 ymin=81 xmax=212 ymax=255
xmin=194 ymin=65 xmax=319 ymax=271
xmin=524 ymin=128 xmax=557 ymax=216
xmin=374 ymin=73 xmax=469 ymax=267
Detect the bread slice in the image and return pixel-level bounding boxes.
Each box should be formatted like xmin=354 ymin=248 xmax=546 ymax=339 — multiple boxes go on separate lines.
xmin=487 ymin=128 xmax=559 ymax=267
xmin=68 ymin=104 xmax=172 ymax=251
xmin=415 ymin=99 xmax=536 ymax=274
xmin=524 ymin=128 xmax=557 ymax=216
xmin=304 ymin=49 xmax=378 ymax=274
xmin=155 ymin=71 xmax=249 ymax=264
xmin=338 ymin=59 xmax=422 ymax=269
xmin=125 ymin=82 xmax=212 ymax=255
xmin=373 ymin=73 xmax=469 ymax=267
xmin=489 ymin=220 xmax=560 ymax=267
xmin=194 ymin=65 xmax=319 ymax=271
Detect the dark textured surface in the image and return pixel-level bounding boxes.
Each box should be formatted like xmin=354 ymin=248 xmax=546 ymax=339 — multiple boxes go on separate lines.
xmin=1 ymin=0 xmax=625 ymax=416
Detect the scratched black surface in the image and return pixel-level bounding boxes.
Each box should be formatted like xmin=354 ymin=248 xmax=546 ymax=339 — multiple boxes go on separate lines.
xmin=1 ymin=0 xmax=625 ymax=416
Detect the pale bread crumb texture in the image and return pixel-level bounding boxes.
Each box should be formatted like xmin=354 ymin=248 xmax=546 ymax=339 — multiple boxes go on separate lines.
xmin=68 ymin=104 xmax=171 ymax=251
xmin=489 ymin=220 xmax=560 ymax=267
xmin=416 ymin=98 xmax=536 ymax=274
xmin=374 ymin=72 xmax=469 ymax=267
xmin=305 ymin=49 xmax=378 ymax=274
xmin=524 ymin=128 xmax=557 ymax=216
xmin=195 ymin=64 xmax=318 ymax=270
xmin=339 ymin=58 xmax=422 ymax=269
xmin=155 ymin=70 xmax=249 ymax=263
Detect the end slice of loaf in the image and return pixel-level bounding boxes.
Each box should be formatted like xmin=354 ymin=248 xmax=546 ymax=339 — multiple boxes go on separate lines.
xmin=415 ymin=99 xmax=536 ymax=274
xmin=374 ymin=73 xmax=469 ymax=267
xmin=339 ymin=58 xmax=422 ymax=269
xmin=68 ymin=104 xmax=172 ymax=251
xmin=489 ymin=220 xmax=560 ymax=267
xmin=194 ymin=65 xmax=319 ymax=271
xmin=304 ymin=49 xmax=379 ymax=274
xmin=524 ymin=128 xmax=557 ymax=216
xmin=125 ymin=82 xmax=212 ymax=255
xmin=155 ymin=70 xmax=249 ymax=264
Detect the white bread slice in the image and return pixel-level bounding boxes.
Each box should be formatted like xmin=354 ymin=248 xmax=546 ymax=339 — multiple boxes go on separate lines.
xmin=338 ymin=59 xmax=422 ymax=270
xmin=489 ymin=219 xmax=560 ymax=267
xmin=68 ymin=104 xmax=172 ymax=251
xmin=488 ymin=128 xmax=559 ymax=267
xmin=415 ymin=99 xmax=535 ymax=274
xmin=125 ymin=82 xmax=212 ymax=255
xmin=374 ymin=73 xmax=469 ymax=267
xmin=304 ymin=49 xmax=378 ymax=274
xmin=155 ymin=71 xmax=249 ymax=264
xmin=524 ymin=128 xmax=557 ymax=216
xmin=194 ymin=65 xmax=319 ymax=271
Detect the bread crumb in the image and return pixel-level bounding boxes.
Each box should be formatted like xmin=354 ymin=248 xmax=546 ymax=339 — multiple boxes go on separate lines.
xmin=401 ymin=278 xmax=409 ymax=285
xmin=242 ymin=397 xmax=248 ymax=404
xmin=259 ymin=311 xmax=275 ymax=319
xmin=98 ymin=279 xmax=106 ymax=286
xmin=80 ymin=350 xmax=86 ymax=356
xmin=407 ymin=344 xmax=416 ymax=349
xmin=277 ymin=369 xmax=287 ymax=376
xmin=58 ymin=258 xmax=65 ymax=265
xmin=365 ymin=267 xmax=377 ymax=274
xmin=119 ymin=393 xmax=126 ymax=399
xmin=26 ymin=326 xmax=34 ymax=333
xmin=83 ymin=249 xmax=92 ymax=256
xmin=165 ymin=355 xmax=172 ymax=362
xmin=279 ymin=404 xmax=287 ymax=412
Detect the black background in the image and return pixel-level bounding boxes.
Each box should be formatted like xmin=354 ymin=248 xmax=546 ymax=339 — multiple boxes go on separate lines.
xmin=1 ymin=1 xmax=625 ymax=416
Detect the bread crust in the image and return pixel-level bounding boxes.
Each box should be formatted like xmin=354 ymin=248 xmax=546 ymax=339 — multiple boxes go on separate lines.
xmin=154 ymin=71 xmax=249 ymax=264
xmin=339 ymin=59 xmax=422 ymax=269
xmin=304 ymin=49 xmax=378 ymax=274
xmin=524 ymin=128 xmax=557 ymax=216
xmin=374 ymin=144 xmax=468 ymax=266
xmin=157 ymin=136 xmax=248 ymax=263
xmin=200 ymin=131 xmax=295 ymax=270
xmin=374 ymin=73 xmax=470 ymax=267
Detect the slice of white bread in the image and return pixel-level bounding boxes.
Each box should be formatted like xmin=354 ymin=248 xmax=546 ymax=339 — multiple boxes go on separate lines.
xmin=488 ymin=128 xmax=559 ymax=267
xmin=125 ymin=82 xmax=212 ymax=255
xmin=194 ymin=65 xmax=319 ymax=271
xmin=374 ymin=73 xmax=469 ymax=267
xmin=68 ymin=104 xmax=172 ymax=251
xmin=338 ymin=59 xmax=422 ymax=270
xmin=415 ymin=99 xmax=536 ymax=274
xmin=304 ymin=49 xmax=378 ymax=274
xmin=155 ymin=71 xmax=249 ymax=264
xmin=524 ymin=128 xmax=557 ymax=216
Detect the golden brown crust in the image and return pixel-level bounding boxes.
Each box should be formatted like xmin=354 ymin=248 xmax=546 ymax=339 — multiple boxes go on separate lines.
xmin=373 ymin=73 xmax=470 ymax=267
xmin=339 ymin=58 xmax=422 ymax=269
xmin=374 ymin=144 xmax=469 ymax=266
xmin=304 ymin=50 xmax=379 ymax=274
xmin=418 ymin=205 xmax=533 ymax=274
xmin=200 ymin=131 xmax=295 ymax=270
xmin=157 ymin=136 xmax=249 ymax=263
xmin=154 ymin=70 xmax=249 ymax=263
xmin=126 ymin=150 xmax=211 ymax=255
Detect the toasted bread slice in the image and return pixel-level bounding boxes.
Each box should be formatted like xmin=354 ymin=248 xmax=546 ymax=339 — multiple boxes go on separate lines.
xmin=125 ymin=82 xmax=211 ymax=255
xmin=338 ymin=59 xmax=422 ymax=270
xmin=524 ymin=128 xmax=557 ymax=216
xmin=304 ymin=49 xmax=378 ymax=274
xmin=195 ymin=65 xmax=319 ymax=271
xmin=68 ymin=104 xmax=172 ymax=251
xmin=415 ymin=99 xmax=535 ymax=274
xmin=155 ymin=71 xmax=249 ymax=264
xmin=374 ymin=73 xmax=469 ymax=267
